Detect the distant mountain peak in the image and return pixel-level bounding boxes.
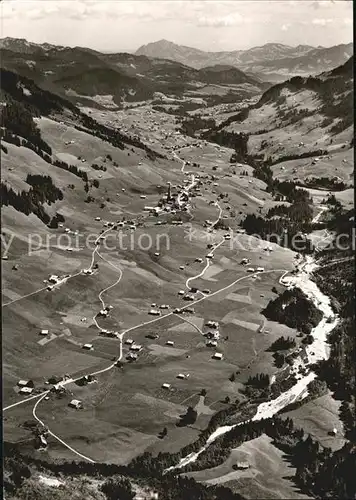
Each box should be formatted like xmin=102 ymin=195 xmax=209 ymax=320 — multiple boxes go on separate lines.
xmin=135 ymin=39 xmax=353 ymax=83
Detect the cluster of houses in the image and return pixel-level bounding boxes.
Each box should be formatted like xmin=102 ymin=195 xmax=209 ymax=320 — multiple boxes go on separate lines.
xmin=161 ymin=371 xmax=190 ymax=391
xmin=17 ymin=379 xmax=35 ymax=395
xmin=204 ymin=321 xmax=223 ymax=359
xmin=98 ymin=305 xmax=113 ymax=318
xmin=45 ymin=274 xmax=69 ymax=291
xmin=155 ymin=322 xmax=223 ymax=390
xmin=99 ymin=329 xmax=120 ymax=338
xmin=247 ymin=266 xmax=265 ymax=273
xmin=125 ymin=339 xmax=143 ymax=362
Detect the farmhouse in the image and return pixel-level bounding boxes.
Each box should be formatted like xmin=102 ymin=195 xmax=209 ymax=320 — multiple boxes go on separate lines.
xmin=256 ymin=266 xmax=265 ymax=272
xmin=206 ymin=320 xmax=219 ymax=328
xmin=166 ymin=341 xmax=175 ymax=346
xmin=207 ymin=340 xmax=218 ymax=347
xmin=17 ymin=380 xmax=34 ymax=388
xmin=149 ymin=307 xmax=162 ymax=315
xmin=40 ymin=329 xmax=49 ymax=336
xmin=178 ymin=290 xmax=185 ymax=295
xmin=82 ymin=343 xmax=94 ymax=350
xmin=127 ymin=352 xmax=138 ymax=361
xmin=19 ymin=386 xmax=34 ymax=395
xmin=125 ymin=339 xmax=134 ymax=345
xmin=177 ymin=373 xmax=189 ymax=379
xmin=80 ymin=375 xmax=96 ymax=385
xmin=69 ymin=399 xmax=83 ymax=409
xmin=162 ymin=383 xmax=171 ymax=389
xmin=206 ymin=331 xmax=220 ymax=340
xmin=212 ymin=352 xmax=223 ymax=360
xmin=247 ymin=267 xmax=255 ymax=273
xmin=130 ymin=344 xmax=142 ymax=352
xmin=235 ymin=461 xmax=250 ymax=470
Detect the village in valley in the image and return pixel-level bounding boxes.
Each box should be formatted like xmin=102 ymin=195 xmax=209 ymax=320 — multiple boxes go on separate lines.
xmin=1 ymin=1 xmax=354 ymax=499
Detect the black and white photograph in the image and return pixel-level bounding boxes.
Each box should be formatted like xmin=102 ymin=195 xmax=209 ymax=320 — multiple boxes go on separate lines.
xmin=1 ymin=1 xmax=354 ymax=498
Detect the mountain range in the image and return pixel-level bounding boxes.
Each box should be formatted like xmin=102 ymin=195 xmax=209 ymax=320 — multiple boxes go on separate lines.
xmin=136 ymin=40 xmax=353 ymax=82
xmin=0 ymin=37 xmax=267 ymax=106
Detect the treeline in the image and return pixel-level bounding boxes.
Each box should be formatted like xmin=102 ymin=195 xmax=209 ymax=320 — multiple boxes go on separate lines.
xmin=180 ymin=416 xmax=303 ymax=473
xmin=1 ymin=68 xmax=164 ymax=161
xmin=2 ymin=133 xmax=90 ymax=188
xmin=262 ymin=288 xmax=323 ymax=334
xmin=269 ymin=336 xmax=296 ymax=352
xmin=203 ymin=130 xmax=249 ymax=162
xmin=251 ymin=158 xmax=312 ymax=205
xmin=216 ymin=108 xmax=250 ymax=130
xmin=76 ymin=113 xmax=164 ymax=161
xmin=268 ymin=336 xmax=298 ymax=369
xmin=240 ymin=214 xmax=314 ymax=253
xmin=239 ymin=165 xmax=315 ymax=252
xmin=313 ymin=227 xmax=355 ymax=439
xmin=0 ymin=97 xmax=52 ymax=155
xmin=171 ymin=412 xmax=356 ymax=500
xmin=179 ymin=115 xmax=215 ymax=137
xmin=1 ymin=68 xmax=72 ymax=116
xmin=267 ymin=149 xmax=328 ymax=167
xmin=1 ymin=128 xmax=51 ymax=160
xmin=6 ymin=417 xmax=355 ymax=499
xmin=3 ymin=443 xmax=244 ymax=500
xmin=52 ymin=159 xmax=88 ymax=182
xmin=255 ymin=69 xmax=353 ymax=135
xmin=267 ymin=202 xmax=313 ymax=222
xmin=276 ymin=106 xmax=314 ymax=126
xmin=301 ymin=176 xmax=348 ymax=191
xmin=1 ymin=175 xmax=63 ymax=226
xmin=246 ymin=373 xmax=270 ymax=388
xmin=91 ymin=163 xmax=107 ymax=172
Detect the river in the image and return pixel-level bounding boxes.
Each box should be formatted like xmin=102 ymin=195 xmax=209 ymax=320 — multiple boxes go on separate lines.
xmin=165 ymin=255 xmax=338 ymax=471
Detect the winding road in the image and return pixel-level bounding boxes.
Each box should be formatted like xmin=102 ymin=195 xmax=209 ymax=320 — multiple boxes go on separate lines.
xmin=4 ymin=148 xmax=299 ymax=465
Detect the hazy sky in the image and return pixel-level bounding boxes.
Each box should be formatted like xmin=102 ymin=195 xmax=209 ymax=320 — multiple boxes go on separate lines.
xmin=0 ymin=0 xmax=353 ymax=53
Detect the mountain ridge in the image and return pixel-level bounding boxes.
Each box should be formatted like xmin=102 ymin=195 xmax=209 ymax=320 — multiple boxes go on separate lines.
xmin=136 ymin=39 xmax=353 ymax=82
xmin=0 ymin=37 xmax=267 ymax=107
